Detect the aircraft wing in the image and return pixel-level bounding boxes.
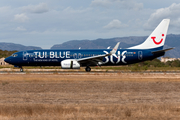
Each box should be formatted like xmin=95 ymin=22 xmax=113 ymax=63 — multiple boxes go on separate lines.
xmin=77 ymin=54 xmax=106 ymax=66
xmin=77 ymin=42 xmax=120 ymax=66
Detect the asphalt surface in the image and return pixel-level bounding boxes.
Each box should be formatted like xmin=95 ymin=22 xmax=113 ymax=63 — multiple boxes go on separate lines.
xmin=1 ymin=70 xmax=180 ymax=74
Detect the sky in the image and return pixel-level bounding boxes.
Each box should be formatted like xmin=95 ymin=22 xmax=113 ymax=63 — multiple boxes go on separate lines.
xmin=0 ymin=0 xmax=180 ymax=49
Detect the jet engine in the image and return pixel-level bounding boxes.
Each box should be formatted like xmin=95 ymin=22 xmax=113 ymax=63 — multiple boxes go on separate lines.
xmin=61 ymin=59 xmax=80 ymax=69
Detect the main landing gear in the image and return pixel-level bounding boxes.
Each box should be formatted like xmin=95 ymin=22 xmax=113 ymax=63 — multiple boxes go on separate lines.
xmin=85 ymin=66 xmax=91 ymax=72
xmin=20 ymin=67 xmax=23 ymax=72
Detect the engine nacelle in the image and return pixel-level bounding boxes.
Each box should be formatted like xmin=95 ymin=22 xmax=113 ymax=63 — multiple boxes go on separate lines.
xmin=61 ymin=59 xmax=80 ymax=69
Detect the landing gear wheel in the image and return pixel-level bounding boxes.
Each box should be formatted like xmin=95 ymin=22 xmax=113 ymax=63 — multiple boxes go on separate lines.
xmin=20 ymin=68 xmax=23 ymax=72
xmin=85 ymin=66 xmax=91 ymax=72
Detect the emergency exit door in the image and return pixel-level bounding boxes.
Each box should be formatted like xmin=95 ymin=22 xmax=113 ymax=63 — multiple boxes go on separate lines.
xmin=138 ymin=51 xmax=143 ymax=60
xmin=23 ymin=51 xmax=28 ymax=61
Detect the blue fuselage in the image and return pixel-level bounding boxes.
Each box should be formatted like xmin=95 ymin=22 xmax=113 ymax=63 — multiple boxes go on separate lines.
xmin=5 ymin=48 xmax=164 ymax=67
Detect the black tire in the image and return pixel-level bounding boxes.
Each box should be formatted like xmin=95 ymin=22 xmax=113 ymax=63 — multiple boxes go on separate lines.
xmin=85 ymin=67 xmax=91 ymax=72
xmin=20 ymin=68 xmax=23 ymax=72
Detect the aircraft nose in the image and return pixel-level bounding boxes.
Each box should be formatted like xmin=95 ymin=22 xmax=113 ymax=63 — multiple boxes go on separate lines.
xmin=4 ymin=57 xmax=12 ymax=64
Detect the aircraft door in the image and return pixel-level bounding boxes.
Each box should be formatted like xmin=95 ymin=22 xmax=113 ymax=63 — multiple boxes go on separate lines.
xmin=23 ymin=51 xmax=28 ymax=61
xmin=78 ymin=53 xmax=82 ymax=59
xmin=73 ymin=53 xmax=77 ymax=59
xmin=138 ymin=51 xmax=143 ymax=60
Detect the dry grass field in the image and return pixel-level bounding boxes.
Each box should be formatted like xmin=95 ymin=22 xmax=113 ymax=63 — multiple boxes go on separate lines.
xmin=0 ymin=72 xmax=180 ymax=120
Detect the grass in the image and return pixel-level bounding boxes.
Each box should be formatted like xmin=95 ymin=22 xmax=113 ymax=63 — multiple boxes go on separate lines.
xmin=93 ymin=66 xmax=180 ymax=72
xmin=0 ymin=65 xmax=14 ymax=69
xmin=1 ymin=81 xmax=9 ymax=86
xmin=0 ymin=104 xmax=179 ymax=120
xmin=0 ymin=73 xmax=180 ymax=119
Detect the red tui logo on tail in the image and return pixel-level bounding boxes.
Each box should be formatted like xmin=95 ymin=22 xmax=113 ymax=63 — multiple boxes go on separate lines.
xmin=151 ymin=34 xmax=164 ymax=45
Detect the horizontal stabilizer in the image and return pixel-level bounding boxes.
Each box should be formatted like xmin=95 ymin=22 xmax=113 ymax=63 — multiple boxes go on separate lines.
xmin=151 ymin=48 xmax=174 ymax=54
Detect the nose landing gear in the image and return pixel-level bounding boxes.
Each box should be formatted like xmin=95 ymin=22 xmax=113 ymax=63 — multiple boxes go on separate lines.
xmin=14 ymin=66 xmax=24 ymax=72
xmin=19 ymin=66 xmax=23 ymax=72
xmin=20 ymin=68 xmax=23 ymax=72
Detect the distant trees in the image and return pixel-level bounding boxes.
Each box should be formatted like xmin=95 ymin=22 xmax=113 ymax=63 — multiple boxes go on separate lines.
xmin=0 ymin=50 xmax=18 ymax=58
xmin=136 ymin=58 xmax=180 ymax=67
xmin=141 ymin=59 xmax=165 ymax=67
xmin=166 ymin=60 xmax=180 ymax=67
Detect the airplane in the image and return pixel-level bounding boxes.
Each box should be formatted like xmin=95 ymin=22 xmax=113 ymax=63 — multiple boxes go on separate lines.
xmin=4 ymin=19 xmax=173 ymax=72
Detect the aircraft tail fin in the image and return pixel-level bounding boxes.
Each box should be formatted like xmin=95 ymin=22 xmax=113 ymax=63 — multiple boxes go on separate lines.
xmin=128 ymin=19 xmax=170 ymax=50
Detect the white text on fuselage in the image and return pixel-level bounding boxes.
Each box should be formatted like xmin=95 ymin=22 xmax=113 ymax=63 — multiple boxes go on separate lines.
xmin=34 ymin=51 xmax=70 ymax=59
xmin=103 ymin=51 xmax=127 ymax=64
xmin=31 ymin=51 xmax=136 ymax=64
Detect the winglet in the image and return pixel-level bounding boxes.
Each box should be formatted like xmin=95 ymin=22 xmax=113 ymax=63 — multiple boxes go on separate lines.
xmin=110 ymin=42 xmax=120 ymax=55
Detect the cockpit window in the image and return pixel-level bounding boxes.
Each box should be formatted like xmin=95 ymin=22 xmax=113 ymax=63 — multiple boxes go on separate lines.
xmin=12 ymin=54 xmax=18 ymax=57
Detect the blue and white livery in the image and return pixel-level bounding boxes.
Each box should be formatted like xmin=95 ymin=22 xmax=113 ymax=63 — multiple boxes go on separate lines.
xmin=5 ymin=19 xmax=173 ymax=72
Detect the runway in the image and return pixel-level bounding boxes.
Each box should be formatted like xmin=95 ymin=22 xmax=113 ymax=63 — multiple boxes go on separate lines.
xmin=1 ymin=69 xmax=180 ymax=74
